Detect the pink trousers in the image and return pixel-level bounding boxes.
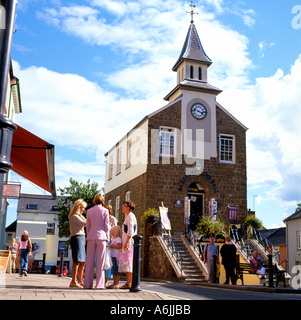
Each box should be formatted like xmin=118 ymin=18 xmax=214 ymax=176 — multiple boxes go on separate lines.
xmin=84 ymin=240 xmax=106 ymax=289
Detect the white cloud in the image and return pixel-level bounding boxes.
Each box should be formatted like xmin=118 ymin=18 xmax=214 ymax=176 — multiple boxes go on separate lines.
xmin=258 ymin=41 xmax=275 ymax=58
xmin=202 ymin=0 xmax=224 ymax=14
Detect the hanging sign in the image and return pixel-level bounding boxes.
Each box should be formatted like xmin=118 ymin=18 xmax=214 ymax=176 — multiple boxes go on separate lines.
xmin=2 ymin=183 xmax=21 ymax=199
xmin=209 ymin=200 xmax=217 ymax=216
xmin=184 ymin=196 xmax=190 ymax=224
xmin=228 ymin=205 xmax=238 ymax=222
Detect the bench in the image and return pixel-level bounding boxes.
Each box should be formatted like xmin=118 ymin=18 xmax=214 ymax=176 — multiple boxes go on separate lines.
xmin=235 ymin=263 xmax=286 ymax=287
xmin=235 ymin=263 xmax=260 ymax=285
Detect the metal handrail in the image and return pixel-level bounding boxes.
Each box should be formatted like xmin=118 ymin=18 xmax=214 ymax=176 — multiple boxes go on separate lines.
xmin=230 ymin=224 xmax=254 ymax=260
xmin=158 ymin=223 xmax=183 ymax=274
xmin=253 ymin=228 xmax=288 ymax=270
xmin=184 ymin=222 xmax=204 ymax=259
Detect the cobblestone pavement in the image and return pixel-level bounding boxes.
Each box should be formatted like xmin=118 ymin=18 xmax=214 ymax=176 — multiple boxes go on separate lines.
xmin=0 ymin=273 xmax=169 ymax=300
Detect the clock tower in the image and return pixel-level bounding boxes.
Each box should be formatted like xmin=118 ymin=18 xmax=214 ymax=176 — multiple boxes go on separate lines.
xmin=164 ymin=20 xmax=222 ymax=161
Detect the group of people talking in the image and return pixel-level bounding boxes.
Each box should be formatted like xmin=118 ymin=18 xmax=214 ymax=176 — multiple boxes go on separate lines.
xmin=68 ymin=193 xmax=137 ymax=289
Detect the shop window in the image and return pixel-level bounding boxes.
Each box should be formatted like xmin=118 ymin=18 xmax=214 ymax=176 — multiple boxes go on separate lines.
xmin=58 ymin=241 xmax=68 ymax=257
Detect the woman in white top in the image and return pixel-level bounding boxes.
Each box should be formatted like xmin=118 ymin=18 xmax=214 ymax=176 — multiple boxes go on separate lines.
xmin=119 ymin=201 xmax=137 ymax=289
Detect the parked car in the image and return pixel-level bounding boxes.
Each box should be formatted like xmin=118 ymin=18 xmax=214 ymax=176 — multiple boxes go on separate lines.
xmin=55 ymin=265 xmax=69 ymax=276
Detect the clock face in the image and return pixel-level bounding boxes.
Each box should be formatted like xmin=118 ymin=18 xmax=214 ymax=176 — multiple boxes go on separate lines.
xmin=191 ymin=103 xmax=207 ymax=120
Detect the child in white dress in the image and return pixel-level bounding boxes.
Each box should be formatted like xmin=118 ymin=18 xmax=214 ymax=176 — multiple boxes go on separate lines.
xmin=107 ymin=226 xmax=122 ymax=289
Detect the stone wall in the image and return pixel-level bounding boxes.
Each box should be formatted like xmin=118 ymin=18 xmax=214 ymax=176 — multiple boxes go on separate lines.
xmin=148 ymin=236 xmax=179 ymax=281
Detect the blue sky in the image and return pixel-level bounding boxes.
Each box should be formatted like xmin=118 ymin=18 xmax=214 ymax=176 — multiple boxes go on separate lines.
xmin=6 ymin=0 xmax=301 ymax=229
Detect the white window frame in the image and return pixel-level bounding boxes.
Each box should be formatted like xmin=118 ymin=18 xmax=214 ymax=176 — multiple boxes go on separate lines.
xmin=116 ymin=147 xmax=122 ymax=175
xmin=125 ymin=191 xmax=130 ymax=201
xmin=47 ymin=223 xmax=55 ymax=235
xmin=126 ymin=140 xmax=132 ymax=169
xmin=115 ymin=196 xmax=120 ymax=222
xmin=219 ymin=134 xmax=235 ymax=164
xmin=108 ymin=155 xmax=113 ymax=180
xmin=159 ymin=126 xmax=176 ymax=157
xmin=297 ymin=231 xmax=301 ymax=250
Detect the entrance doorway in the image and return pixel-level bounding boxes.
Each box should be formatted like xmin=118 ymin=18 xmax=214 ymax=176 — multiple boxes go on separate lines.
xmin=188 ymin=182 xmax=204 ymax=231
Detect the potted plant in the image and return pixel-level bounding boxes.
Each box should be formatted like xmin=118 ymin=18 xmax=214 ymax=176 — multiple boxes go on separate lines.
xmin=142 ymin=208 xmax=160 ymax=234
xmin=245 ymin=215 xmax=263 ymax=238
xmin=196 ymin=216 xmax=225 ymax=239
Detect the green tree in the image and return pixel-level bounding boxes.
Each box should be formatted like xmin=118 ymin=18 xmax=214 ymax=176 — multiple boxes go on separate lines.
xmin=56 ymin=178 xmax=101 ymax=238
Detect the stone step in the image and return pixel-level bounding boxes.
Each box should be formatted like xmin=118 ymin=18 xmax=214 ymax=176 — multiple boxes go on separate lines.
xmin=184 ymin=273 xmax=205 ymax=279
xmin=172 ymin=238 xmax=208 ymax=286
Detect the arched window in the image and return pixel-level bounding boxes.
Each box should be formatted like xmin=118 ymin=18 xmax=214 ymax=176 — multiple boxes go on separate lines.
xmin=198 ymin=67 xmax=202 ymax=80
xmin=190 ymin=65 xmax=194 ymax=79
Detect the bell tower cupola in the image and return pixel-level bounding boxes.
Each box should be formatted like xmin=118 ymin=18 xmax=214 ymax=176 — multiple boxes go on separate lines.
xmin=164 ymin=1 xmax=221 ymax=102
xmin=173 ymin=1 xmax=212 ymax=85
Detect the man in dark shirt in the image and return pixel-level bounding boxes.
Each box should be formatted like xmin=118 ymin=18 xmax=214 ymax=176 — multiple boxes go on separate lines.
xmin=220 ymin=236 xmax=237 ymax=284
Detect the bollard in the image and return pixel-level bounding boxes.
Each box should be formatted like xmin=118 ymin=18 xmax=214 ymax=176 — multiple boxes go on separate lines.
xmin=268 ymin=254 xmax=274 ymax=287
xmin=130 ymin=234 xmax=143 ymax=292
xmin=58 ymin=250 xmax=64 ymax=277
xmin=42 ymin=253 xmax=46 ymax=274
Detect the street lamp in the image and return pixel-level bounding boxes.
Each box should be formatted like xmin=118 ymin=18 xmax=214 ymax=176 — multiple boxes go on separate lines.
xmin=0 ymin=0 xmax=18 ymax=174
xmin=252 ymin=194 xmax=258 ymax=211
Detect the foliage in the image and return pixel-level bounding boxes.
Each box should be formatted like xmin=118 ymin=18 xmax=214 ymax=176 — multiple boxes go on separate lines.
xmin=196 ymin=216 xmax=225 ymax=238
xmin=245 ymin=214 xmax=263 ymax=230
xmin=56 ymin=178 xmax=101 ymax=238
xmin=142 ymin=208 xmax=160 ymax=225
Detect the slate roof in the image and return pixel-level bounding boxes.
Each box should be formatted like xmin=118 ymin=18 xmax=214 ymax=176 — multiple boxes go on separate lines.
xmin=283 ymin=209 xmax=301 ymax=223
xmin=172 ymin=23 xmax=212 ymax=71
xmin=5 ymin=220 xmax=17 ymax=232
xmin=260 ymin=227 xmax=286 ymax=246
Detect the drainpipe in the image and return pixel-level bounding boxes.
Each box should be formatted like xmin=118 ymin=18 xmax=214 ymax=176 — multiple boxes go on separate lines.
xmin=0 ymin=1 xmax=17 ymax=248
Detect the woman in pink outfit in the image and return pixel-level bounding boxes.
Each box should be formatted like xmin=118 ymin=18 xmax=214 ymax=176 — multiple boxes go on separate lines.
xmin=84 ymin=194 xmax=110 ymax=289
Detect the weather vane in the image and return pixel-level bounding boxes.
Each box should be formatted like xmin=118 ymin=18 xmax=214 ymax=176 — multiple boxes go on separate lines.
xmin=187 ymin=1 xmax=198 ymax=24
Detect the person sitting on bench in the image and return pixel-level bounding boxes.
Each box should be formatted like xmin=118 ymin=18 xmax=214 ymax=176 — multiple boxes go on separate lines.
xmin=250 ymin=251 xmax=266 ymax=286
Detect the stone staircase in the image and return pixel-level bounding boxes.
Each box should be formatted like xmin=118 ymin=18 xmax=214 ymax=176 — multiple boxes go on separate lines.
xmin=173 ymin=239 xmax=207 ymax=285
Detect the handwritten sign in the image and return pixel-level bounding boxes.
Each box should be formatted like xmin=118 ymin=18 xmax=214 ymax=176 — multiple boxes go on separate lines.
xmin=0 ymin=250 xmax=11 ymax=273
xmin=159 ymin=207 xmax=171 ymax=231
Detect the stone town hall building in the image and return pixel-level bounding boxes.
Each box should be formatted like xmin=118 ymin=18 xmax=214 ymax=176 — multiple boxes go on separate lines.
xmin=105 ymin=20 xmax=248 ymax=275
